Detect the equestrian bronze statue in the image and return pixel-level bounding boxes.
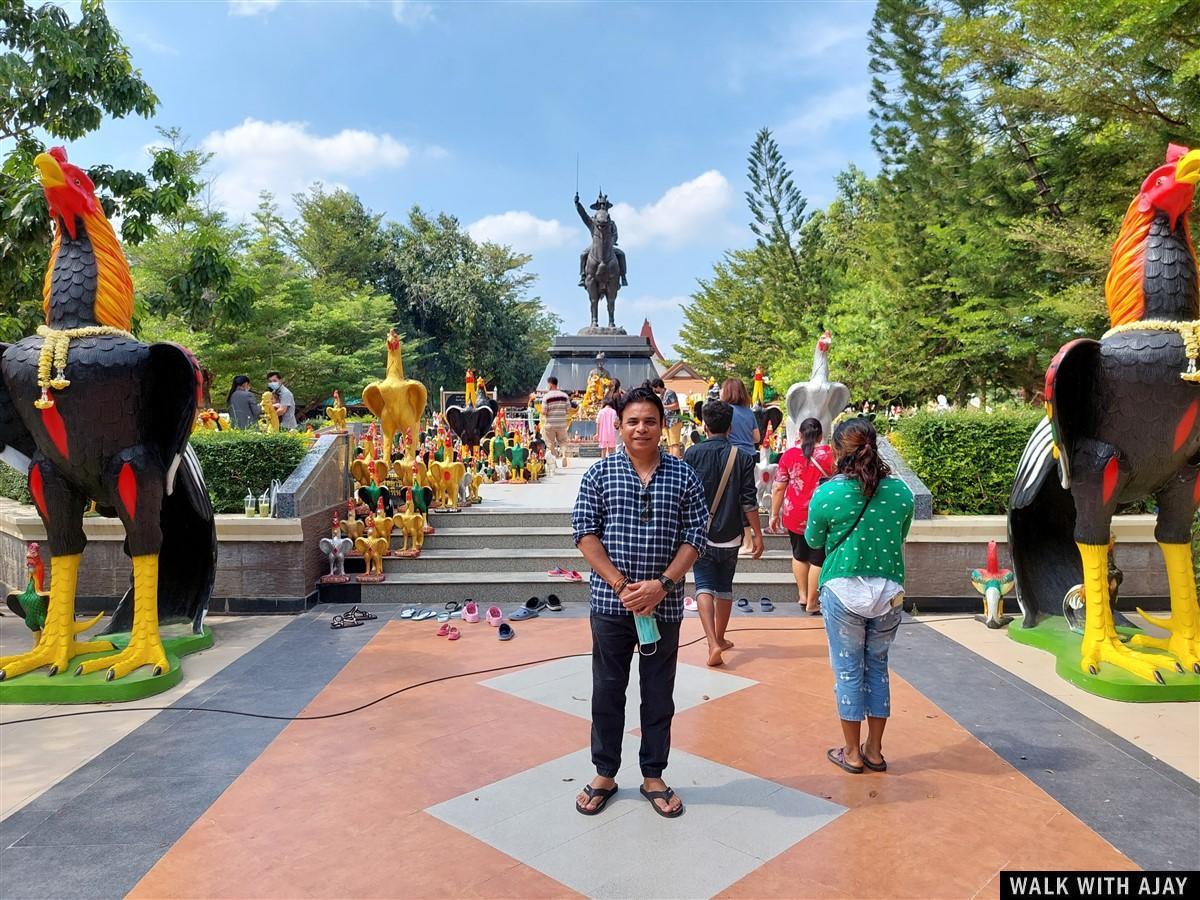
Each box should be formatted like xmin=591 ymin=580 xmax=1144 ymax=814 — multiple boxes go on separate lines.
xmin=575 ymin=191 xmax=627 ymax=330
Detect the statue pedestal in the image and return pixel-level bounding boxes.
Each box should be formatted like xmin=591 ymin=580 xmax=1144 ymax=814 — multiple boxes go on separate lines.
xmin=539 ymin=333 xmax=659 ymax=393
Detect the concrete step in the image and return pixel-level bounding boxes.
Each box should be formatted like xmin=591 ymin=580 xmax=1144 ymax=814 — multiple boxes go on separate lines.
xmin=352 ymin=571 xmax=806 ymax=604
xmin=380 ymin=548 xmax=800 ymax=574
xmin=426 ymin=508 xmax=572 ymax=528
xmin=412 ymin=527 xmax=794 ymax=550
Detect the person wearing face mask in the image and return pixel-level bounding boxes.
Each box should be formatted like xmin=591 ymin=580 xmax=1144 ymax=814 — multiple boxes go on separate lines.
xmin=266 ymin=371 xmax=297 ymax=430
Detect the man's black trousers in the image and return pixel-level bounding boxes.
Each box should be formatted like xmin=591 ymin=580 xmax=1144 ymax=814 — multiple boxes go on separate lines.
xmin=589 ymin=612 xmax=682 ymax=779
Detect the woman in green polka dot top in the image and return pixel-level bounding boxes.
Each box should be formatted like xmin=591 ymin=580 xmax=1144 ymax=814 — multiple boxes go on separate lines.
xmin=804 ymin=417 xmax=914 ymax=775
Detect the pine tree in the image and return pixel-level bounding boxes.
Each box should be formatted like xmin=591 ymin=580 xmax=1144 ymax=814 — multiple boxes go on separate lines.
xmin=746 ymin=128 xmax=807 ymax=281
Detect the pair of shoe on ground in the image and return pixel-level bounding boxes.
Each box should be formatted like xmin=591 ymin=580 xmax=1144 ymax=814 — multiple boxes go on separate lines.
xmin=460 ymin=600 xmax=517 ymax=639
xmin=682 ymin=596 xmax=774 ymax=613
xmin=512 ymin=594 xmax=563 ymax=620
xmin=546 ymin=567 xmax=583 ymax=582
xmin=330 ymin=606 xmax=378 ymax=629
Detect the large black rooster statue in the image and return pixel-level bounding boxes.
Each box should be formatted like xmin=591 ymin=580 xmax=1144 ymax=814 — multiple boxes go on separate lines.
xmin=1009 ymin=144 xmax=1200 ymax=684
xmin=0 ymin=147 xmax=215 ymax=683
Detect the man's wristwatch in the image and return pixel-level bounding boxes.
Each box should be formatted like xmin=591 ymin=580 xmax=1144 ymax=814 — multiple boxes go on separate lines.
xmin=657 ymin=575 xmax=677 ymax=593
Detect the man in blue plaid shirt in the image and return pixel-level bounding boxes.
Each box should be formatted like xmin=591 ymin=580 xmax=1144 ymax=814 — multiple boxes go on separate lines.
xmin=571 ymin=384 xmax=708 ymax=819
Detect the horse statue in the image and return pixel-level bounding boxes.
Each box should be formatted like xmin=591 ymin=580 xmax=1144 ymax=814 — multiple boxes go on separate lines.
xmin=575 ymin=191 xmax=627 ymax=330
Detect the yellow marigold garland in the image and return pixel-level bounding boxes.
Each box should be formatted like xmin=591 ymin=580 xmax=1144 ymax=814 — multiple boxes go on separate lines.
xmin=34 ymin=324 xmax=134 ymax=409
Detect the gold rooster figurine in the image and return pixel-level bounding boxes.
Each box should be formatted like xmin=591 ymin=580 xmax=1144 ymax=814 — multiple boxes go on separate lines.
xmin=428 ymin=458 xmax=466 ymax=511
xmin=355 ymin=514 xmax=389 ymax=582
xmin=394 ymin=489 xmax=426 ymax=558
xmin=327 ymin=390 xmax=348 ymax=432
xmin=362 ymin=329 xmax=427 ymax=463
xmin=260 ymin=391 xmax=280 ymax=432
xmin=340 ymin=499 xmax=365 ymax=543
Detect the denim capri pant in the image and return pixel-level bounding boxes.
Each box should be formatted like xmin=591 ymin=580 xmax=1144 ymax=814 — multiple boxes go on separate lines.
xmin=820 ymin=585 xmax=903 ymax=721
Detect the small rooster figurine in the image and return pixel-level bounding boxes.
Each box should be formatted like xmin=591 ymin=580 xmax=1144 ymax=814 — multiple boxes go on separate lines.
xmin=326 ymin=390 xmax=348 ymax=432
xmin=318 ymin=514 xmax=354 ymax=584
xmin=0 ymin=147 xmax=215 ymax=681
xmin=4 ymin=543 xmax=101 ymax=648
xmin=1009 ymin=144 xmax=1200 ymax=683
xmin=362 ymin=329 xmax=427 ymax=463
xmin=970 ymin=541 xmax=1015 ymax=629
xmin=354 ymin=514 xmax=389 ymax=581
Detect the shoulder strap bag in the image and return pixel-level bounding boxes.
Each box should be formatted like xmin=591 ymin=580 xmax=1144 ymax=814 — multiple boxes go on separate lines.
xmin=706 ymin=446 xmax=740 ymax=533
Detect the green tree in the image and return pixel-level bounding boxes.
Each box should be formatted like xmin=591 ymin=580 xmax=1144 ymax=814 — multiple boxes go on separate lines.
xmin=0 ymin=0 xmax=241 ymax=339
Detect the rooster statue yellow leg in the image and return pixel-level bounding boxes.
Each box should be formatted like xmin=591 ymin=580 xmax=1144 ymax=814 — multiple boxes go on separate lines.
xmin=1077 ymin=543 xmax=1176 ymax=684
xmin=76 ymin=555 xmax=168 ymax=679
xmin=0 ymin=555 xmax=114 ymax=679
xmin=1130 ymin=543 xmax=1200 ymax=674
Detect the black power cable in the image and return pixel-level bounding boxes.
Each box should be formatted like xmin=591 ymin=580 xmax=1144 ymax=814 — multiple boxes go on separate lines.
xmin=0 ymin=617 xmax=964 ymax=727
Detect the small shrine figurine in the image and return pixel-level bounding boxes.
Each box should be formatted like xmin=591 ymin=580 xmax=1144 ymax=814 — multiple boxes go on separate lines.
xmin=429 ymin=457 xmax=466 ymax=511
xmin=319 ymin=514 xmax=354 ymax=584
xmin=751 ymin=366 xmax=765 ymax=408
xmin=327 ymin=390 xmax=348 ymax=432
xmin=354 ymin=514 xmax=390 ymax=582
xmin=6 ymin=543 xmax=51 ymax=647
xmin=340 ymin=499 xmax=365 ymax=544
xmin=464 ymin=367 xmax=476 ymax=408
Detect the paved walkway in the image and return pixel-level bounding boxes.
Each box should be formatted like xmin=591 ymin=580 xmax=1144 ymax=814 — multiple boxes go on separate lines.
xmin=2 ymin=603 xmax=1196 ymax=898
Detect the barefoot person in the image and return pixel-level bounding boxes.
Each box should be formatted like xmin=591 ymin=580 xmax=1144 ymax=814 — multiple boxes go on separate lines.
xmin=571 ymin=384 xmax=708 ymax=818
xmin=685 ymin=399 xmax=763 ymax=667
xmin=806 ymin=418 xmax=914 ymax=774
xmin=771 ymin=417 xmax=834 ymax=613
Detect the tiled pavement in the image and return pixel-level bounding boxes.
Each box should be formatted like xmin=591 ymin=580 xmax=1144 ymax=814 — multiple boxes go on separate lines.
xmin=1 ymin=606 xmax=1196 ymax=899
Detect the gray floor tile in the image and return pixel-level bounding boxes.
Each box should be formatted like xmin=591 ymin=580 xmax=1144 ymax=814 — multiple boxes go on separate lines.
xmin=0 ymin=842 xmax=155 ymax=900
xmin=426 ymin=737 xmax=846 ymax=899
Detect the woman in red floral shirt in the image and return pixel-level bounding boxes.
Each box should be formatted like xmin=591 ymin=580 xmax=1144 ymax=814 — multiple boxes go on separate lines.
xmin=770 ymin=418 xmax=835 ymax=613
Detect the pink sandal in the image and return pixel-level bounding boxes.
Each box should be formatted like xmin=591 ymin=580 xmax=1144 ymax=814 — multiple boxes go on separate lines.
xmin=447 ymin=626 xmax=461 ymax=641
xmin=462 ymin=601 xmax=480 ymax=623
xmin=564 ymin=570 xmax=583 ymax=583
xmin=486 ymin=606 xmax=503 ymax=626
xmin=437 ymin=623 xmax=451 ymax=636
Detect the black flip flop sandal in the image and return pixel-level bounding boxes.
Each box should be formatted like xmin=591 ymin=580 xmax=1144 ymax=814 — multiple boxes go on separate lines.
xmin=330 ymin=614 xmax=363 ymax=629
xmin=546 ymin=593 xmax=563 ymax=612
xmin=860 ymin=744 xmax=887 ymax=772
xmin=827 ymin=747 xmax=863 ymax=774
xmin=575 ymin=783 xmax=618 ymax=816
xmin=347 ymin=606 xmax=377 ymax=621
xmin=639 ymin=785 xmax=684 ymax=818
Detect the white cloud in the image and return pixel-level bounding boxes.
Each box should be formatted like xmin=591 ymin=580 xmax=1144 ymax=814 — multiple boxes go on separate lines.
xmin=200 ymin=119 xmax=412 ymax=217
xmin=622 ymin=295 xmax=690 ymax=314
xmin=726 ymin=19 xmax=864 ymax=91
xmin=392 ymin=0 xmax=435 ymax=26
xmin=607 ymin=170 xmax=734 ymax=249
xmin=228 ymin=0 xmax=281 ymax=16
xmin=775 ymin=84 xmax=872 ymax=144
xmin=467 ymin=211 xmax=578 ymax=252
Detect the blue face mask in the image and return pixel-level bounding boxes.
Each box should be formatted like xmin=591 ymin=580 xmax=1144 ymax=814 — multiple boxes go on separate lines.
xmin=268 ymin=381 xmax=280 ymax=390
xmin=634 ymin=613 xmax=660 ymax=655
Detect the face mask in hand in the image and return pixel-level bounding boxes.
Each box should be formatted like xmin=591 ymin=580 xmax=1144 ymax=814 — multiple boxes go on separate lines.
xmin=634 ymin=613 xmax=660 ymax=656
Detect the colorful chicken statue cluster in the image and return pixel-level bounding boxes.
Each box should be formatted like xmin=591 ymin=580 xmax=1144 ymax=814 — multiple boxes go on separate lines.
xmin=0 ymin=147 xmax=216 ymax=684
xmin=1009 ymin=143 xmax=1200 ymax=686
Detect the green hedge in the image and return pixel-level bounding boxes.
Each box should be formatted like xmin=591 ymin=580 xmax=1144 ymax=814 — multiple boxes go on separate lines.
xmin=0 ymin=464 xmax=31 ymax=504
xmin=189 ymin=430 xmax=309 ymax=513
xmin=891 ymin=408 xmax=1044 ymax=515
xmin=0 ymin=432 xmax=308 ymax=514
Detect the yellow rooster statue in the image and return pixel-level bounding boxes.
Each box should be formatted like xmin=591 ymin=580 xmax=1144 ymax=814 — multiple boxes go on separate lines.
xmin=355 ymin=514 xmax=389 ymax=582
xmin=260 ymin=391 xmax=280 ymax=432
xmin=327 ymin=390 xmax=348 ymax=432
xmin=362 ymin=329 xmax=426 ymax=463
xmin=394 ymin=489 xmax=426 ymax=558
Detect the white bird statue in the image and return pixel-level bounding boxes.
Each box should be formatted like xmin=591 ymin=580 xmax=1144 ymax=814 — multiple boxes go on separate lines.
xmin=785 ymin=330 xmax=850 ymax=446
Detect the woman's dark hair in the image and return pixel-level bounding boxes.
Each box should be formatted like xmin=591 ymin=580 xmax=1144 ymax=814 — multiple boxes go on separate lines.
xmin=719 ymin=377 xmax=750 ymax=407
xmin=603 ymin=377 xmax=623 ymax=408
xmin=799 ymin=417 xmax=823 ymax=462
xmin=832 ymin=417 xmax=891 ymax=499
xmin=617 ymin=383 xmax=665 ymax=423
xmin=227 ymin=374 xmax=250 ymax=407
xmin=650 ymin=377 xmax=665 ymax=390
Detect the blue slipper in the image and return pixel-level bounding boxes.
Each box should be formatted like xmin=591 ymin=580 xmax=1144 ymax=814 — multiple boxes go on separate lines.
xmin=736 ymin=598 xmax=753 ymax=612
xmin=498 ymin=623 xmax=515 ymax=641
xmin=760 ymin=597 xmax=775 ymax=612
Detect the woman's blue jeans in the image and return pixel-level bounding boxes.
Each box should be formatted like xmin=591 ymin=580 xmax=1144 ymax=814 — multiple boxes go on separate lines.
xmin=820 ymin=585 xmax=902 ymax=722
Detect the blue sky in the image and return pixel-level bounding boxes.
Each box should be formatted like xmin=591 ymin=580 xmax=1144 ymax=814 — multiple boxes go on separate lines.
xmin=66 ymin=0 xmax=879 ymax=353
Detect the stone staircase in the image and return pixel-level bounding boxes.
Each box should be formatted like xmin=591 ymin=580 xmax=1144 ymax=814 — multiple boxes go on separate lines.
xmin=350 ymin=506 xmax=802 ymax=606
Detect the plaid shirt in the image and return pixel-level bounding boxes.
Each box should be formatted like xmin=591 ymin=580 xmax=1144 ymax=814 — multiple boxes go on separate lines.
xmin=572 ymin=450 xmax=708 ymax=622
